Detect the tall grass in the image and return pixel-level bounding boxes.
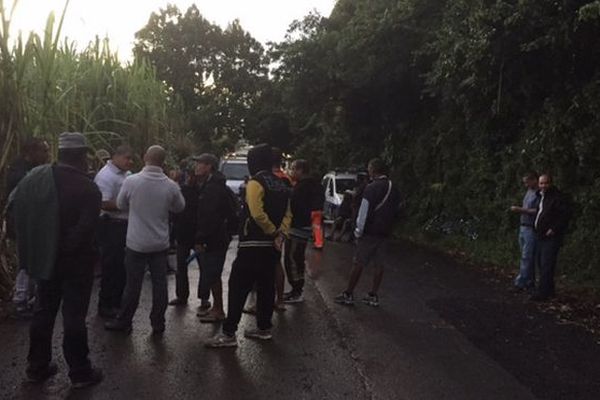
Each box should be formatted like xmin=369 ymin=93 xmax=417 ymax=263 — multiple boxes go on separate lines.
xmin=0 ymin=0 xmax=188 ymax=299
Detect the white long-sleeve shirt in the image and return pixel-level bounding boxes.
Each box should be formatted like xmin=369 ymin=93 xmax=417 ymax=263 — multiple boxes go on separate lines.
xmin=117 ymin=166 xmax=185 ymax=253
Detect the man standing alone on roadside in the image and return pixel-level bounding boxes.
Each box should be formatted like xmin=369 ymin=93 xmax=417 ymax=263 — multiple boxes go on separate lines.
xmin=335 ymin=158 xmax=400 ymax=307
xmin=105 ymin=146 xmax=185 ymax=334
xmin=531 ymin=174 xmax=571 ymax=301
xmin=14 ymin=132 xmax=103 ymax=387
xmin=510 ymin=172 xmax=540 ymax=290
xmin=94 ymin=145 xmax=133 ymax=318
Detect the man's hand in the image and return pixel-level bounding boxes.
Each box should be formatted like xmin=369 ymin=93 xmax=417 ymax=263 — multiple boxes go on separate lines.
xmin=274 ymin=233 xmax=285 ymax=252
xmin=510 ymin=206 xmax=521 ymax=213
xmin=194 ymin=244 xmax=207 ymax=253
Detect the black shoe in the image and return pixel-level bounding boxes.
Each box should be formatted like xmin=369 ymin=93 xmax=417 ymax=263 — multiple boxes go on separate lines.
xmin=98 ymin=307 xmax=118 ymax=319
xmin=104 ymin=319 xmax=132 ymax=334
xmin=168 ymin=298 xmax=187 ymax=306
xmin=26 ymin=362 xmax=58 ymax=383
xmin=71 ymin=368 xmax=104 ymax=389
xmin=152 ymin=325 xmax=165 ymax=335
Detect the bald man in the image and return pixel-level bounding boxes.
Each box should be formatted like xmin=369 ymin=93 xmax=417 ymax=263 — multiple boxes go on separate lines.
xmin=105 ymin=146 xmax=185 ymax=334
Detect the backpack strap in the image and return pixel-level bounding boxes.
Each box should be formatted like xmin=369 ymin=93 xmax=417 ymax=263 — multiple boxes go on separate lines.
xmin=374 ymin=180 xmax=392 ymax=212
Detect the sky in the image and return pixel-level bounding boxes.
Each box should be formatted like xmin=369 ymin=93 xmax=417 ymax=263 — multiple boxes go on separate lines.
xmin=6 ymin=0 xmax=336 ymax=60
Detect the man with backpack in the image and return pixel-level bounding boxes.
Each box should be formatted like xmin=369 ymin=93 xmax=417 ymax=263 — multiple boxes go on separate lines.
xmin=335 ymin=158 xmax=400 ymax=307
xmin=192 ymin=153 xmax=237 ymax=322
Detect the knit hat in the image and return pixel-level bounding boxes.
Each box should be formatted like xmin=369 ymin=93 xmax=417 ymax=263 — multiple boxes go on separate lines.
xmin=58 ymin=132 xmax=88 ymax=149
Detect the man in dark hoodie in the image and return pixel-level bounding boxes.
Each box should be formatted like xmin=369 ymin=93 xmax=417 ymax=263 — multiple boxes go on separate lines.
xmin=283 ymin=159 xmax=324 ymax=303
xmin=206 ymin=144 xmax=291 ymax=348
xmin=192 ymin=153 xmax=232 ymax=322
xmin=531 ymin=173 xmax=571 ymax=301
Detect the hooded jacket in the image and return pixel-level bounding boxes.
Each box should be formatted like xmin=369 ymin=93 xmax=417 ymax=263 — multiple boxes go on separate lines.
xmin=239 ymin=144 xmax=292 ymax=247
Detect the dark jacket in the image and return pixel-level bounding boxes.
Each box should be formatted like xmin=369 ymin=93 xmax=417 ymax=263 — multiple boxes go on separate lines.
xmin=14 ymin=165 xmax=60 ymax=279
xmin=174 ymin=184 xmax=199 ymax=245
xmin=239 ymin=170 xmax=291 ymax=247
xmin=195 ymin=171 xmax=231 ymax=253
xmin=53 ymin=164 xmax=102 ymax=261
xmin=362 ymin=176 xmax=400 ymax=237
xmin=291 ymin=177 xmax=324 ymax=229
xmin=5 ymin=157 xmax=34 ymax=240
xmin=535 ymin=186 xmax=571 ymax=240
xmin=15 ymin=163 xmax=101 ymax=280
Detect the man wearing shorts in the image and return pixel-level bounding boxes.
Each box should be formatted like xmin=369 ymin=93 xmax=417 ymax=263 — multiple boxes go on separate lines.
xmin=335 ymin=158 xmax=400 ymax=307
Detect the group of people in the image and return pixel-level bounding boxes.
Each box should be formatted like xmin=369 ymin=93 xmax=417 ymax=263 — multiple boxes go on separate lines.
xmin=510 ymin=172 xmax=571 ymax=301
xmin=4 ymin=131 xmax=568 ymax=390
xmin=8 ymin=132 xmax=393 ymax=388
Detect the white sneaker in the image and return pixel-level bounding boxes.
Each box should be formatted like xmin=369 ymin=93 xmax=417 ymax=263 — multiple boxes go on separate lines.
xmin=205 ymin=332 xmax=238 ymax=348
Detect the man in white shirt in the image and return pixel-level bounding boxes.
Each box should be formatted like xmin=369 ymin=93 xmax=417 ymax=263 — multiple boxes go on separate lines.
xmin=104 ymin=146 xmax=185 ymax=334
xmin=94 ymin=145 xmax=133 ymax=319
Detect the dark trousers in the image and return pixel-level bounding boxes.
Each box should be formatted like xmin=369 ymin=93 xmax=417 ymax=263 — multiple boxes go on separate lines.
xmin=223 ymin=247 xmax=279 ymax=335
xmin=28 ymin=258 xmax=94 ymax=381
xmin=175 ymin=243 xmax=199 ymax=301
xmin=284 ymin=237 xmax=308 ymax=294
xmin=536 ymin=236 xmax=562 ymax=297
xmin=198 ymin=250 xmax=227 ymax=300
xmin=98 ymin=219 xmax=127 ymax=310
xmin=119 ymin=248 xmax=168 ymax=329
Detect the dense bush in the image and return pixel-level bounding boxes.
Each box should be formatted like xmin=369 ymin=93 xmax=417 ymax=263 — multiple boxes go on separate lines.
xmin=260 ymin=0 xmax=600 ymax=286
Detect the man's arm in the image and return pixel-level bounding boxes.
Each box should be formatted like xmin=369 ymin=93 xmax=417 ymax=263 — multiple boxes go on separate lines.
xmin=246 ymin=180 xmax=276 ymax=236
xmin=116 ymin=179 xmax=130 ymax=211
xmin=510 ymin=206 xmax=537 ymax=215
xmin=94 ymin=171 xmax=120 ymax=211
xmin=169 ymin=184 xmax=185 ymax=214
xmin=354 ymin=198 xmax=370 ymax=238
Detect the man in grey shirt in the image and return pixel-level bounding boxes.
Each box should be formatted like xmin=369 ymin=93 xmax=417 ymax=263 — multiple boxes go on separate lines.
xmin=510 ymin=171 xmax=540 ymax=290
xmin=105 ymin=146 xmax=185 ymax=334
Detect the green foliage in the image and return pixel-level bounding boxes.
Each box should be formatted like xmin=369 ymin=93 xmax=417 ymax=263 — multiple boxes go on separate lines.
xmin=268 ymin=0 xmax=600 ymax=285
xmin=134 ymin=5 xmax=269 ymax=154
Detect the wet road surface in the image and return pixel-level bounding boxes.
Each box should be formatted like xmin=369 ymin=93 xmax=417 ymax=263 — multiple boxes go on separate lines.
xmin=1 ymin=239 xmax=599 ymax=399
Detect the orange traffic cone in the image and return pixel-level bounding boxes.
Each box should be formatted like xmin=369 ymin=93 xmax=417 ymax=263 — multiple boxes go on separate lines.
xmin=312 ymin=210 xmax=324 ymax=250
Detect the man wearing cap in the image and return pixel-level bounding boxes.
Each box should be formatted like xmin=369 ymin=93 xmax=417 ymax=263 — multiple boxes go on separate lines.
xmin=13 ymin=132 xmax=103 ymax=387
xmin=105 ymin=145 xmax=185 ymax=334
xmin=94 ymin=145 xmax=134 ymax=319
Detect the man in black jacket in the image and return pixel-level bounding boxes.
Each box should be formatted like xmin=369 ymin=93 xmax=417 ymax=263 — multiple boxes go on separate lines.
xmin=168 ymin=162 xmax=201 ymax=307
xmin=193 ymin=154 xmax=232 ymax=322
xmin=18 ymin=132 xmax=103 ymax=388
xmin=531 ymin=174 xmax=571 ymax=301
xmin=335 ymin=158 xmax=400 ymax=307
xmin=283 ymin=159 xmax=324 ymax=303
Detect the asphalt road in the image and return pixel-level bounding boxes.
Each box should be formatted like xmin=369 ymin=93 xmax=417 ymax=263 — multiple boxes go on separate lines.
xmin=1 ymin=239 xmax=599 ymax=400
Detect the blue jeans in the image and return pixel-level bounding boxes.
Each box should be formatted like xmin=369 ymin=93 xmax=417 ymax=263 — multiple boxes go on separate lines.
xmin=515 ymin=226 xmax=536 ymax=288
xmin=118 ymin=248 xmax=168 ymax=329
